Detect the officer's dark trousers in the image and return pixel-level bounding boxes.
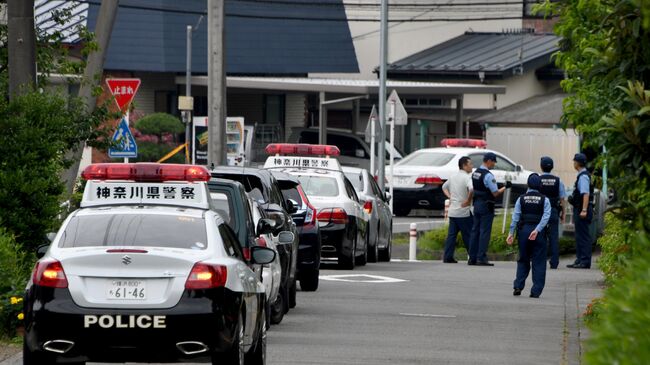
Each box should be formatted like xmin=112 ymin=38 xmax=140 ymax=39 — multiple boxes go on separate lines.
xmin=469 ymin=200 xmax=494 ymax=263
xmin=443 ymin=216 xmax=473 ymax=261
xmin=573 ymin=206 xmax=593 ymax=267
xmin=514 ymin=224 xmax=547 ymax=296
xmin=547 ymin=209 xmax=560 ymax=268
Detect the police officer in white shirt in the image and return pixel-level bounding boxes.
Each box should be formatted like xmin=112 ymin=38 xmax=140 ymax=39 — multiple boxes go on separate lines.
xmin=441 ymin=156 xmax=474 ymax=263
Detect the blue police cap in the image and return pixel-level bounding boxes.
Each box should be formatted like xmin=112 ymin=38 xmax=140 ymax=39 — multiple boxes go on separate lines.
xmin=483 ymin=152 xmax=497 ymax=162
xmin=573 ymin=153 xmax=587 ymax=164
xmin=527 ymin=173 xmax=542 ymax=190
xmin=540 ymin=156 xmax=554 ymax=169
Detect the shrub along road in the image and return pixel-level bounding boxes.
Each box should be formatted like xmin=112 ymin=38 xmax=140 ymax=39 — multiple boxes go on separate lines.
xmin=3 ymin=259 xmax=601 ymax=365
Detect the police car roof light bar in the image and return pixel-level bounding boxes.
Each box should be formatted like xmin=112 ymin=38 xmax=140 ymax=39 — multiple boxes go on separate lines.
xmin=440 ymin=138 xmax=487 ymax=149
xmin=82 ymin=163 xmax=210 ymax=182
xmin=265 ymin=143 xmax=341 ymax=157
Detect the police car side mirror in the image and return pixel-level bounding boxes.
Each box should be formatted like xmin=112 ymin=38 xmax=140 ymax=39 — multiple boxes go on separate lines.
xmin=265 ymin=209 xmax=286 ymax=233
xmin=277 ymin=231 xmax=295 ymax=245
xmin=250 ymin=246 xmax=276 ymax=265
xmin=286 ymin=199 xmax=299 ymax=214
xmin=36 ymin=244 xmax=50 ymax=259
xmin=257 ymin=218 xmax=275 ymax=236
xmin=385 ymin=193 xmax=392 ymax=203
xmin=516 ymin=165 xmax=523 ymax=172
xmin=46 ymin=232 xmax=57 ymax=242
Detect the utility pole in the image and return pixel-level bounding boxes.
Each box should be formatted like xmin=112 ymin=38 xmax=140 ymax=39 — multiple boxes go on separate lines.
xmin=185 ymin=24 xmax=192 ymax=164
xmin=63 ymin=0 xmax=119 ymax=194
xmin=208 ymin=0 xmax=227 ymax=167
xmin=377 ymin=0 xmax=388 ymax=191
xmin=7 ymin=0 xmax=36 ymax=99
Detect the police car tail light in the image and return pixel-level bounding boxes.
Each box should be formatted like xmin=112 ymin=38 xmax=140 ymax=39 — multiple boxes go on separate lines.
xmin=363 ymin=201 xmax=373 ymax=214
xmin=33 ymin=259 xmax=68 ymax=288
xmin=265 ymin=143 xmax=341 ymax=157
xmin=185 ymin=263 xmax=227 ymax=289
xmin=298 ymin=185 xmax=317 ymax=225
xmin=317 ymin=208 xmax=348 ymax=224
xmin=256 ymin=236 xmax=268 ymax=247
xmin=415 ymin=175 xmax=443 ymax=185
xmin=440 ymin=138 xmax=487 ymax=149
xmin=81 ymin=163 xmax=210 ymax=182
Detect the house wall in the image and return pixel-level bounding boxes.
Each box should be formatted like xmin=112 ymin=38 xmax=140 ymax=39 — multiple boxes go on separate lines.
xmin=131 ymin=72 xmax=177 ymax=116
xmin=486 ymin=126 xmax=580 ymax=185
xmin=284 ymin=93 xmax=307 ymax=140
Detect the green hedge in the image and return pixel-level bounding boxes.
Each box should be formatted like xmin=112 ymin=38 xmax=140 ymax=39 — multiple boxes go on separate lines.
xmin=0 ymin=229 xmax=33 ymax=339
xmin=595 ymin=213 xmax=631 ymax=284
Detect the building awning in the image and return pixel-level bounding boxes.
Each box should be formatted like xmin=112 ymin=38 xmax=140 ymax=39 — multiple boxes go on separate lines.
xmin=474 ymin=93 xmax=566 ymax=126
xmin=409 ymin=108 xmax=492 ymax=122
xmin=177 ymin=76 xmax=507 ymax=96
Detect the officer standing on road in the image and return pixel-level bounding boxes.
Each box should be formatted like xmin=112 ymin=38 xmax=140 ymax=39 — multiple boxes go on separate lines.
xmin=507 ymin=173 xmax=551 ymax=298
xmin=567 ymin=153 xmax=593 ymax=269
xmin=469 ymin=152 xmax=507 ymax=266
xmin=539 ymin=157 xmax=566 ymax=269
xmin=441 ymin=156 xmax=474 ymax=263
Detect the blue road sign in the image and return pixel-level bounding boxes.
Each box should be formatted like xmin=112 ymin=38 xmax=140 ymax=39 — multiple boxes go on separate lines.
xmin=108 ymin=118 xmax=138 ymax=158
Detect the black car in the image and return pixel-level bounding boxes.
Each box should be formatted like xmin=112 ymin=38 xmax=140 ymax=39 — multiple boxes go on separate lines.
xmin=210 ymin=167 xmax=300 ymax=313
xmin=270 ymin=171 xmax=321 ymax=292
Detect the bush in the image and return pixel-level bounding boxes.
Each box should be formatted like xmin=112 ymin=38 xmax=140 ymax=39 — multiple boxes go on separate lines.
xmin=0 ymin=229 xmax=33 ymax=339
xmin=134 ymin=113 xmax=184 ymax=137
xmin=585 ymin=239 xmax=650 ymax=364
xmin=596 ymin=212 xmax=631 ymax=284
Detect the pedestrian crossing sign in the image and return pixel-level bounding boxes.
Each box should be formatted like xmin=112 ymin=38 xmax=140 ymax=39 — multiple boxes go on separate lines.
xmin=109 ymin=118 xmax=138 ymax=158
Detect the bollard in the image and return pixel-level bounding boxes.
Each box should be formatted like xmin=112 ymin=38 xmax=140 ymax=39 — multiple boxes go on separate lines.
xmin=409 ymin=223 xmax=417 ymax=261
xmin=444 ymin=199 xmax=450 ymax=223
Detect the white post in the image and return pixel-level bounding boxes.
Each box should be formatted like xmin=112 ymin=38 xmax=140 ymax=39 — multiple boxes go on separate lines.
xmin=389 ymin=100 xmax=396 ymax=213
xmin=370 ymin=115 xmax=376 ymax=176
xmin=501 ymin=175 xmax=512 ymax=234
xmin=444 ymin=199 xmax=450 ymax=224
xmin=409 ymin=223 xmax=417 ymax=261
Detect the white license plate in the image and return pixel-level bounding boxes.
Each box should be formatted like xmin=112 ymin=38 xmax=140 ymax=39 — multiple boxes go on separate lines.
xmin=106 ymin=280 xmax=146 ymax=300
xmin=395 ymin=177 xmax=411 ymax=185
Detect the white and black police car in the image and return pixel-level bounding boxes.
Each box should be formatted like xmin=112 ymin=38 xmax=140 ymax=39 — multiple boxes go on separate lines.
xmin=23 ymin=163 xmax=274 ymax=365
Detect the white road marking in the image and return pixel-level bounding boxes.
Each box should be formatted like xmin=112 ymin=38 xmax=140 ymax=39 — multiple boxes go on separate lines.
xmin=399 ymin=313 xmax=457 ymax=318
xmin=319 ymin=274 xmax=408 ymax=283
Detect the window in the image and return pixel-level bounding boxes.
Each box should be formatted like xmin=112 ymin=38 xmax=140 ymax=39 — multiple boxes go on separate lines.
xmin=495 ymin=156 xmax=516 ymax=172
xmin=210 ymin=192 xmax=234 ymax=228
xmin=328 ymin=134 xmax=368 ymax=158
xmin=399 ymin=151 xmax=455 ymax=167
xmin=369 ymin=173 xmax=384 ymax=200
xmin=280 ymin=186 xmax=304 ymax=209
xmin=218 ymin=224 xmax=243 ymax=259
xmin=469 ymin=154 xmax=485 ymax=169
xmin=343 ymin=178 xmax=359 ymax=202
xmin=59 ymin=214 xmax=207 ymax=250
xmin=298 ymin=131 xmax=318 ymax=144
xmin=264 ymin=94 xmax=285 ymax=124
xmin=269 ymin=179 xmax=285 ymax=206
xmin=211 ymin=174 xmax=266 ymax=203
xmin=154 ymin=90 xmax=178 ymax=114
xmin=343 ymin=171 xmax=364 ymax=192
xmin=297 ymin=175 xmax=339 ymax=197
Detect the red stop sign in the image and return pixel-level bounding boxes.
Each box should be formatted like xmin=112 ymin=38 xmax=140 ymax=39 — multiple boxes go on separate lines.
xmin=106 ymin=78 xmax=141 ymax=112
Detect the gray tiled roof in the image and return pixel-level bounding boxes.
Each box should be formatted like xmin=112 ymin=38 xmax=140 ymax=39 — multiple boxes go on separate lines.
xmin=474 ymin=93 xmax=566 ymax=125
xmin=388 ymin=32 xmax=560 ymax=79
xmin=38 ymin=0 xmax=358 ymax=74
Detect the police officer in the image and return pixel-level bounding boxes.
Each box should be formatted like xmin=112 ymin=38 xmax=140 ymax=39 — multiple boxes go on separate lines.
xmin=539 ymin=157 xmax=566 ymax=269
xmin=469 ymin=152 xmax=507 ymax=266
xmin=506 ymin=173 xmax=551 ymax=298
xmin=567 ymin=153 xmax=593 ymax=269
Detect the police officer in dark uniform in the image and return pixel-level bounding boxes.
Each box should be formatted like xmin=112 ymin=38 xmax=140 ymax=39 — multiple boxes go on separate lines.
xmin=469 ymin=152 xmax=507 ymax=266
xmin=539 ymin=157 xmax=567 ymax=269
xmin=567 ymin=153 xmax=593 ymax=269
xmin=507 ymin=173 xmax=551 ymax=298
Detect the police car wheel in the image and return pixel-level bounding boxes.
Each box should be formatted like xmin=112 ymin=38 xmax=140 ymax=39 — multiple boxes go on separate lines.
xmin=356 ymin=235 xmax=368 ymax=266
xmin=338 ymin=239 xmax=356 ymax=270
xmin=299 ymin=269 xmax=319 ymax=292
xmin=265 ymin=300 xmax=272 ymax=329
xmin=245 ymin=309 xmax=267 ymax=365
xmin=219 ymin=313 xmax=245 ymax=365
xmin=368 ymin=228 xmax=379 ymax=263
xmin=270 ymin=290 xmax=285 ymax=325
xmin=23 ymin=341 xmax=50 ymax=365
xmin=379 ymin=234 xmax=392 ymax=262
xmin=288 ymin=279 xmax=297 ymax=309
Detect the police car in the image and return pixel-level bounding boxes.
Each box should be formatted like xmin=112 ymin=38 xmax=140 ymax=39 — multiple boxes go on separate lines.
xmin=23 ymin=163 xmax=274 ymax=365
xmin=263 ymin=144 xmax=369 ymax=270
xmin=389 ymin=139 xmax=535 ymax=216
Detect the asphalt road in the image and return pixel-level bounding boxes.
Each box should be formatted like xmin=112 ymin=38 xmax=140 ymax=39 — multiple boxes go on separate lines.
xmin=5 ymin=259 xmax=602 ymax=365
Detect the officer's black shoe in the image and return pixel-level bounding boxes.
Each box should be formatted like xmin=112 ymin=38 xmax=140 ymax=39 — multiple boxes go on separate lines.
xmin=513 ymin=288 xmax=522 ymax=296
xmin=567 ymin=263 xmax=590 ymax=269
xmin=550 ymin=265 xmax=558 ymax=270
xmin=566 ymin=263 xmax=576 ymax=268
xmin=468 ymin=260 xmax=477 ymax=266
xmin=530 ymin=293 xmax=540 ymax=298
xmin=476 ymin=261 xmax=494 ymax=266
xmin=443 ymin=259 xmax=458 ymax=263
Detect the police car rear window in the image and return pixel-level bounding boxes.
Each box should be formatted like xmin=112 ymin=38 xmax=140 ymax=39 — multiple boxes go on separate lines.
xmin=343 ymin=172 xmax=364 ymax=192
xmin=399 ymin=152 xmax=454 ymax=167
xmin=297 ymin=176 xmax=339 ymax=197
xmin=59 ymin=214 xmax=208 ymax=250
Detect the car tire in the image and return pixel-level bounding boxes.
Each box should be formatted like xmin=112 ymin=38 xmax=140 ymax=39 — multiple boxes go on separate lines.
xmin=338 ymin=237 xmax=356 ymax=270
xmin=300 ymin=269 xmax=319 ymax=292
xmin=378 ymin=230 xmax=392 ymax=262
xmin=265 ymin=299 xmax=271 ymax=329
xmin=245 ymin=308 xmax=267 ymax=365
xmin=270 ymin=288 xmax=285 ymax=325
xmin=393 ymin=207 xmax=411 ymax=217
xmin=368 ymin=227 xmax=379 ymax=263
xmin=356 ymin=234 xmax=368 ymax=266
xmin=219 ymin=313 xmax=245 ymax=365
xmin=288 ymin=279 xmax=297 ymax=309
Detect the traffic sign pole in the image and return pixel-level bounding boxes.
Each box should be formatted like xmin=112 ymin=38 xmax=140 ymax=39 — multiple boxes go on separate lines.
xmin=124 ymin=109 xmax=129 ymax=163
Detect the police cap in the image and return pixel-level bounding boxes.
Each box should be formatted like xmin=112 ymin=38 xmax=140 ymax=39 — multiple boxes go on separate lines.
xmin=573 ymin=153 xmax=587 ymax=165
xmin=527 ymin=173 xmax=542 ymax=190
xmin=540 ymin=156 xmax=554 ymax=170
xmin=483 ymin=152 xmax=498 ymax=162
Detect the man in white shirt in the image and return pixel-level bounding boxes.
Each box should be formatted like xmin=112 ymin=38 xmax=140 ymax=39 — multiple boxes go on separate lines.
xmin=441 ymin=156 xmax=474 ymax=263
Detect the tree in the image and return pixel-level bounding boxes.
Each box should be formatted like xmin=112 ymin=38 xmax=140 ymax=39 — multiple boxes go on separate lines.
xmin=132 ymin=113 xmax=186 ymax=163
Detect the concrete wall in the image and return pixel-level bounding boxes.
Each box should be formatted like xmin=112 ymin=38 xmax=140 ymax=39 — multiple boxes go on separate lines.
xmin=486 ymin=126 xmax=580 ymax=186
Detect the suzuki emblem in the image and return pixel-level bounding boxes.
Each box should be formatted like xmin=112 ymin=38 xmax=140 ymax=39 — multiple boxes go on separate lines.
xmin=122 ymin=255 xmax=132 ymax=265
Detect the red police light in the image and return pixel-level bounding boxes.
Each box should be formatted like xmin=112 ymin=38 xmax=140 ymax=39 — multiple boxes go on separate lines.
xmin=265 ymin=143 xmax=340 ymax=156
xmin=440 ymin=139 xmax=487 ymax=148
xmin=81 ymin=163 xmax=210 ymax=182
xmin=415 ymin=175 xmax=444 ymax=185
xmin=185 ymin=262 xmax=228 ymax=289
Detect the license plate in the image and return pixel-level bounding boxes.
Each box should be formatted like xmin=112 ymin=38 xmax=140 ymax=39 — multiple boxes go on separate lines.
xmin=106 ymin=280 xmax=146 ymax=300
xmin=395 ymin=176 xmax=411 ymax=185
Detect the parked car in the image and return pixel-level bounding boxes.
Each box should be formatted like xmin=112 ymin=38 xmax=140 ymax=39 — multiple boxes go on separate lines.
xmin=270 ymin=171 xmax=321 ymax=291
xmin=210 ymin=167 xmax=300 ymax=311
xmin=389 ymin=140 xmax=534 ymax=216
xmin=287 ymin=127 xmax=404 ymax=172
xmin=342 ymin=166 xmax=393 ymax=262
